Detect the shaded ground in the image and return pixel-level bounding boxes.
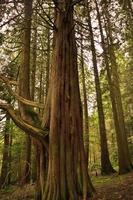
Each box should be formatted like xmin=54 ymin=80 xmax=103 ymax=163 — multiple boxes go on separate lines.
xmin=0 ymin=184 xmax=35 ymax=200
xmin=91 ymin=171 xmax=133 ymax=200
xmin=0 ymin=172 xmax=133 ymax=199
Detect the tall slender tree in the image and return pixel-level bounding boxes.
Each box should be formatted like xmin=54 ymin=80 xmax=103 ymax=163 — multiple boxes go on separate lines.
xmin=18 ymin=0 xmax=33 ymax=184
xmin=95 ymin=0 xmax=133 ymax=174
xmin=80 ymin=29 xmax=89 ymax=165
xmin=85 ymin=2 xmax=115 ymax=175
xmin=0 ymin=116 xmax=11 ymax=189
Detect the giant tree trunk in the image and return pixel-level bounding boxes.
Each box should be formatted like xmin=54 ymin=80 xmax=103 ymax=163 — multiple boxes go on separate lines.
xmin=86 ymin=4 xmax=115 ymax=175
xmin=95 ymin=0 xmax=133 ymax=174
xmin=43 ymin=5 xmax=94 ymax=200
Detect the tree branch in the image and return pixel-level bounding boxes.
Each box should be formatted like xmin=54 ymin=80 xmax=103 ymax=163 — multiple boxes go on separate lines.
xmin=0 ymin=13 xmax=22 ymax=28
xmin=37 ymin=1 xmax=57 ymax=31
xmin=0 ymin=75 xmax=44 ymax=109
xmin=0 ymin=103 xmax=49 ymax=150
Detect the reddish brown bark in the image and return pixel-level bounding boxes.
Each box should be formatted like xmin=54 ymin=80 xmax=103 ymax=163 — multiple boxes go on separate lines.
xmin=43 ymin=5 xmax=94 ymax=200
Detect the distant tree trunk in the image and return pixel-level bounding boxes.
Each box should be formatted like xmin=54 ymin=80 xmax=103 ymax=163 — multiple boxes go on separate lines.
xmin=31 ymin=12 xmax=37 ymax=101
xmin=29 ymin=9 xmax=49 ymax=199
xmin=43 ymin=4 xmax=94 ymax=200
xmin=19 ymin=0 xmax=33 ymax=184
xmin=95 ymin=0 xmax=133 ymax=174
xmin=104 ymin=2 xmax=133 ymax=174
xmin=34 ymin=141 xmax=47 ymax=200
xmin=0 ymin=115 xmax=10 ymax=189
xmin=119 ymin=0 xmax=133 ymax=136
xmin=80 ymin=30 xmax=89 ymax=165
xmin=39 ymin=63 xmax=44 ymax=114
xmin=45 ymin=11 xmax=51 ymax=97
xmin=86 ymin=3 xmax=115 ymax=175
xmin=34 ymin=143 xmax=41 ymax=199
xmin=30 ymin=13 xmax=40 ymax=186
xmin=22 ymin=135 xmax=31 ymax=184
xmin=8 ymin=122 xmax=12 ymax=185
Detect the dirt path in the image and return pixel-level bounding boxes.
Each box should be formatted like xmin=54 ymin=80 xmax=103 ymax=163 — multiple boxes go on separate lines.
xmin=91 ymin=172 xmax=133 ymax=200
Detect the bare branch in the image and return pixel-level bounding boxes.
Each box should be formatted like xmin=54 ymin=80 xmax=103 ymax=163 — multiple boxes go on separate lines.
xmin=37 ymin=1 xmax=57 ymax=30
xmin=37 ymin=11 xmax=57 ymax=31
xmin=0 ymin=13 xmax=22 ymax=28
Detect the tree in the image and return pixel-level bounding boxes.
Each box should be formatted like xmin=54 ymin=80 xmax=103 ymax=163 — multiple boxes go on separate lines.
xmin=85 ymin=2 xmax=115 ymax=175
xmin=18 ymin=0 xmax=33 ymax=185
xmin=0 ymin=0 xmax=95 ymax=199
xmin=95 ymin=0 xmax=133 ymax=174
xmin=0 ymin=116 xmax=11 ymax=189
xmin=80 ymin=29 xmax=89 ymax=165
xmin=43 ymin=2 xmax=94 ymax=199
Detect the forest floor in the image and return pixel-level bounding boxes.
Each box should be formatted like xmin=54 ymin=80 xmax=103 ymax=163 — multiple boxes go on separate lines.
xmin=91 ymin=171 xmax=133 ymax=200
xmin=0 ymin=171 xmax=133 ymax=199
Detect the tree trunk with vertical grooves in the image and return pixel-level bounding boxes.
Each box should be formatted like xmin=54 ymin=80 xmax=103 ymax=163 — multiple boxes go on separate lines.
xmin=95 ymin=0 xmax=133 ymax=174
xmin=0 ymin=116 xmax=10 ymax=189
xmin=19 ymin=0 xmax=33 ymax=185
xmin=86 ymin=3 xmax=115 ymax=175
xmin=43 ymin=4 xmax=94 ymax=200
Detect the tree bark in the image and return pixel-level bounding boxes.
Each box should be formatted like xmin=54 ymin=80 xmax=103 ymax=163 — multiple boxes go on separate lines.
xmin=19 ymin=0 xmax=33 ymax=185
xmin=43 ymin=4 xmax=94 ymax=200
